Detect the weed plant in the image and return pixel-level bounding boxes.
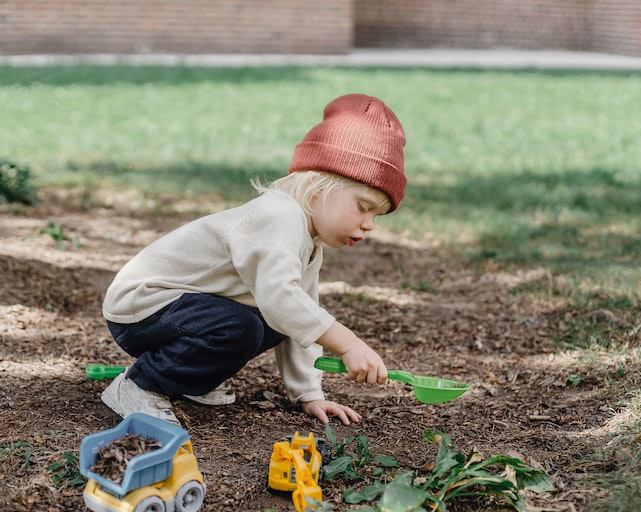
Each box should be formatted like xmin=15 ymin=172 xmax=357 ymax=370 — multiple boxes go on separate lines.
xmin=320 ymin=425 xmax=553 ymax=511
xmin=0 ymin=160 xmax=37 ymax=204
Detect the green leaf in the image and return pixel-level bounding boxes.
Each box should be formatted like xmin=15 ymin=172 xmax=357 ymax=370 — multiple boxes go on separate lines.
xmin=22 ymin=448 xmax=33 ymax=470
xmin=425 ymin=449 xmax=464 ymax=490
xmin=324 ymin=424 xmax=354 ymax=458
xmin=379 ymin=473 xmax=430 ymax=512
xmin=423 ymin=429 xmax=464 ymax=482
xmin=422 ymin=429 xmax=443 ymax=444
xmin=520 ymin=470 xmax=554 ymax=493
xmin=446 ymin=474 xmax=517 ymax=497
xmin=46 ymin=452 xmax=85 ymax=488
xmin=356 ymin=434 xmax=371 ymax=465
xmin=323 ymin=455 xmax=357 ymax=479
xmin=373 ymin=454 xmax=400 ymax=467
xmin=343 ymin=481 xmax=386 ymax=504
xmin=481 ymin=455 xmax=555 ymax=493
xmin=324 ymin=424 xmax=338 ymax=450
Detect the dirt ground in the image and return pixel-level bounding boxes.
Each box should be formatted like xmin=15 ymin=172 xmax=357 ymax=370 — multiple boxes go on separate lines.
xmin=1 ymin=190 xmax=638 ymax=512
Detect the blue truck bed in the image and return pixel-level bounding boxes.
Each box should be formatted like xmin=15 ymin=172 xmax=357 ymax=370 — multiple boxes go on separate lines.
xmin=80 ymin=413 xmax=190 ymax=499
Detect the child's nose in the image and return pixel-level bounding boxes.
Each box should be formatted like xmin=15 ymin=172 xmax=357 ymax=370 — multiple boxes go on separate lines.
xmin=361 ymin=215 xmax=375 ymax=231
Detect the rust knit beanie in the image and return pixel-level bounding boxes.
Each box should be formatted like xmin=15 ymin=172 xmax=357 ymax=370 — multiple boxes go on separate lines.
xmin=288 ymin=93 xmax=407 ymax=212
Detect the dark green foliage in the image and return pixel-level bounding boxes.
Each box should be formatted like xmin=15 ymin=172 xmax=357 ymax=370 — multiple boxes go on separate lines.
xmin=46 ymin=452 xmax=86 ymax=489
xmin=323 ymin=426 xmax=553 ymax=512
xmin=0 ymin=160 xmax=37 ymax=204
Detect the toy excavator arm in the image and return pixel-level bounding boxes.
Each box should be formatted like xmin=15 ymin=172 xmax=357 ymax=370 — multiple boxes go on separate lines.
xmin=290 ymin=449 xmax=322 ymax=512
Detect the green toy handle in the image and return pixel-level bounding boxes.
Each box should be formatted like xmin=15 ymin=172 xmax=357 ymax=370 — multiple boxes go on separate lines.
xmin=315 ymin=356 xmax=471 ymax=405
xmin=85 ymin=365 xmax=127 ymax=380
xmin=314 ymin=356 xmax=347 ymax=373
xmin=314 ymin=356 xmax=414 ymax=384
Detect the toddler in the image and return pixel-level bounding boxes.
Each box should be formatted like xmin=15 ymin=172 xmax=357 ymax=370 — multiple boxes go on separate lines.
xmin=101 ymin=93 xmax=407 ymax=426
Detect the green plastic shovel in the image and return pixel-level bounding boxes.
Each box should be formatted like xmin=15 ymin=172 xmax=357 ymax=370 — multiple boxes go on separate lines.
xmin=85 ymin=365 xmax=126 ymax=380
xmin=314 ymin=356 xmax=470 ymax=404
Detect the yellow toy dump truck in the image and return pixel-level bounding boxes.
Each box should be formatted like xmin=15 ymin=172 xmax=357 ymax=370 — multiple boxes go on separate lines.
xmin=80 ymin=413 xmax=206 ymax=512
xmin=267 ymin=432 xmax=331 ymax=512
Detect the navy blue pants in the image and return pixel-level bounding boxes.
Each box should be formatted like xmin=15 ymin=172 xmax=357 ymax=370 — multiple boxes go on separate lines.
xmin=106 ymin=293 xmax=286 ymax=398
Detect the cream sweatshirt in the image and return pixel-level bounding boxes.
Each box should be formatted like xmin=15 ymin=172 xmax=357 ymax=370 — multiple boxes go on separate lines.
xmin=102 ymin=190 xmax=335 ymax=403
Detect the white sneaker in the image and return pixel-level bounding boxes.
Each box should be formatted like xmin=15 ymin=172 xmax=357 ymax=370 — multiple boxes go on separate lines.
xmin=183 ymin=381 xmax=236 ymax=405
xmin=101 ymin=370 xmax=180 ymax=426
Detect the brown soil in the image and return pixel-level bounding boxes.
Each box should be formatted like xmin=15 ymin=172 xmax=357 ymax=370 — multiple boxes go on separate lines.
xmin=0 ymin=191 xmax=638 ymax=511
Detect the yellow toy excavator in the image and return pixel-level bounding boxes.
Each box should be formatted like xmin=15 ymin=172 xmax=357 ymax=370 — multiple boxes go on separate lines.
xmin=267 ymin=432 xmax=331 ymax=511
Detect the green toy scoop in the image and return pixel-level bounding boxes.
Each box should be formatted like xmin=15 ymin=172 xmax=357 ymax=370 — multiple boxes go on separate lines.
xmin=85 ymin=364 xmax=126 ymax=380
xmin=314 ymin=356 xmax=470 ymax=404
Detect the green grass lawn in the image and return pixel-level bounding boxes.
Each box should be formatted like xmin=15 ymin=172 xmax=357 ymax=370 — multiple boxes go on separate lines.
xmin=2 ymin=64 xmax=640 ymax=298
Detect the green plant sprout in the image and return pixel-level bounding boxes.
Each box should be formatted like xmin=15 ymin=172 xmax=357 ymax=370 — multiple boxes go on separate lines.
xmin=323 ymin=426 xmax=399 ymax=482
xmin=0 ymin=441 xmax=34 ymax=472
xmin=322 ymin=425 xmax=553 ymax=512
xmin=39 ymin=221 xmax=82 ymax=250
xmin=47 ymin=451 xmax=85 ymax=489
xmin=1 ymin=439 xmax=85 ymax=490
xmin=568 ymin=373 xmax=582 ymax=387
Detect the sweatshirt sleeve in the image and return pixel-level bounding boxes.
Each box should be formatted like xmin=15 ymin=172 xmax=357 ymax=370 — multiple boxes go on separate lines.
xmin=227 ymin=196 xmax=335 ymax=347
xmin=275 ymin=339 xmax=325 ymax=403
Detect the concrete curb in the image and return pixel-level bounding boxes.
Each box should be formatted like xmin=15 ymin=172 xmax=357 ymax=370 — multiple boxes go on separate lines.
xmin=2 ymin=49 xmax=641 ymax=70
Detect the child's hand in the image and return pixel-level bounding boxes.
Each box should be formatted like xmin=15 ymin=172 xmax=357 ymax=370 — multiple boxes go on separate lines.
xmin=316 ymin=321 xmax=388 ymax=385
xmin=341 ymin=345 xmax=387 ymax=385
xmin=300 ymin=399 xmax=362 ymax=425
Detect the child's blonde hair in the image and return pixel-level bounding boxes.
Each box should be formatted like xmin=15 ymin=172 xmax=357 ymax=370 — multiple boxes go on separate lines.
xmin=253 ymin=171 xmax=391 ymax=216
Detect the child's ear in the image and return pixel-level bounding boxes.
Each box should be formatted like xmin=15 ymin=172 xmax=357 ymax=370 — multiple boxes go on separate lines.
xmin=310 ymin=189 xmax=324 ymax=203
xmin=305 ymin=173 xmax=322 ymax=198
xmin=304 ymin=172 xmax=318 ymax=186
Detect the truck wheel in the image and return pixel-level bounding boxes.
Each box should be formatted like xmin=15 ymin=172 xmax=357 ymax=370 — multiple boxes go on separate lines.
xmin=175 ymin=480 xmax=205 ymax=512
xmin=134 ymin=495 xmax=165 ymax=512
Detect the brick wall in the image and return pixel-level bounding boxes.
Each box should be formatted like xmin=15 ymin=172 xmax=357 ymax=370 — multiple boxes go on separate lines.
xmin=355 ymin=0 xmax=641 ymax=56
xmin=0 ymin=1 xmax=354 ymax=55
xmin=1 ymin=0 xmax=639 ymax=57
xmin=355 ymin=0 xmax=641 ymax=57
xmin=355 ymin=0 xmax=588 ymax=50
xmin=590 ymin=1 xmax=641 ymax=57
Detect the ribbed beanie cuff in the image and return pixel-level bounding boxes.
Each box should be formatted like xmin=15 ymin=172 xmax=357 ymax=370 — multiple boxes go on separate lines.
xmin=288 ymin=94 xmax=407 ymax=211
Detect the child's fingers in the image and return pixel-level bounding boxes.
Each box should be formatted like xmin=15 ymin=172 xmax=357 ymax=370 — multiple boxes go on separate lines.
xmin=307 ymin=401 xmax=362 ymax=425
xmin=315 ymin=409 xmax=330 ymax=425
xmin=332 ymin=406 xmax=360 ymax=425
xmin=343 ymin=407 xmax=362 ymax=424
